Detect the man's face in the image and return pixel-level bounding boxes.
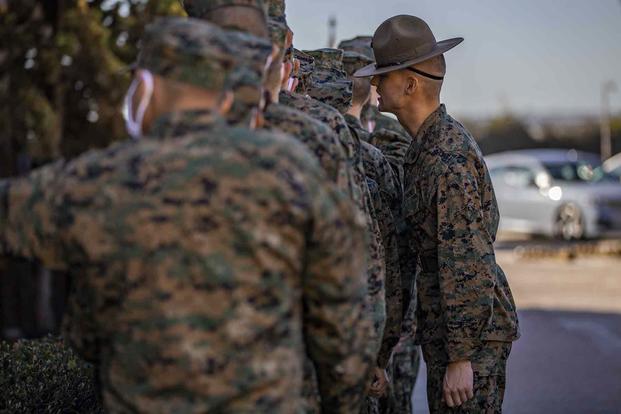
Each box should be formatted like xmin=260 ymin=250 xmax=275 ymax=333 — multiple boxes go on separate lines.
xmin=370 ymin=70 xmax=406 ymax=114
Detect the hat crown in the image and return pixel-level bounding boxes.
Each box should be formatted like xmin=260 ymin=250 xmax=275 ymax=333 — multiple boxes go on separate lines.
xmin=372 ymin=15 xmax=437 ymax=67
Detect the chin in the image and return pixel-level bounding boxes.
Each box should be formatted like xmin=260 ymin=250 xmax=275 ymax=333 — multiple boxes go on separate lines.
xmin=378 ymin=103 xmax=392 ymax=114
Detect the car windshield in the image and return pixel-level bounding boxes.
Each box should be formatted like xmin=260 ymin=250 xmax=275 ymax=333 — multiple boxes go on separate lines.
xmin=543 ymin=161 xmax=617 ymax=183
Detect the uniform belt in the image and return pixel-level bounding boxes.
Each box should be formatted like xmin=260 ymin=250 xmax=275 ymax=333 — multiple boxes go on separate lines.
xmin=419 ymin=255 xmax=438 ymax=273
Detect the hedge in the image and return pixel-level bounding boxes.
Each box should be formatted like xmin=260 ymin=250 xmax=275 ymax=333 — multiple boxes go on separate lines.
xmin=0 ymin=336 xmax=103 ymax=413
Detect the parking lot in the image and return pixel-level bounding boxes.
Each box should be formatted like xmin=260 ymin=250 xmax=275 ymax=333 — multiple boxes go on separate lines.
xmin=412 ymin=236 xmax=621 ymax=414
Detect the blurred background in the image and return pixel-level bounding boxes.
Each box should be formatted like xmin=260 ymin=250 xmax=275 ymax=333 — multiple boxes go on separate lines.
xmin=1 ymin=1 xmax=620 ymax=413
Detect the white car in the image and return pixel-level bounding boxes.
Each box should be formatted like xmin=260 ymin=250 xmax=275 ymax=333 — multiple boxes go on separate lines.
xmin=486 ymin=149 xmax=621 ymax=240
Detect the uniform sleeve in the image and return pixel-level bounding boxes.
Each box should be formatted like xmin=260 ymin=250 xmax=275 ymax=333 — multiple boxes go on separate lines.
xmin=374 ymin=193 xmax=403 ymax=369
xmin=436 ymin=168 xmax=495 ymax=362
xmin=371 ymin=128 xmax=410 ymax=190
xmin=0 ymin=163 xmax=67 ymax=269
xmin=303 ymin=182 xmax=372 ymax=414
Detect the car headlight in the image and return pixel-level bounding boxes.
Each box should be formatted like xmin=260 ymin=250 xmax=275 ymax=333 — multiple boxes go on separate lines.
xmin=548 ymin=186 xmax=563 ymax=201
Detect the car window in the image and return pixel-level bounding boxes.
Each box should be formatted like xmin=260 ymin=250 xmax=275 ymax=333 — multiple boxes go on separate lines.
xmin=543 ymin=162 xmax=617 ymax=183
xmin=490 ymin=166 xmax=534 ymax=188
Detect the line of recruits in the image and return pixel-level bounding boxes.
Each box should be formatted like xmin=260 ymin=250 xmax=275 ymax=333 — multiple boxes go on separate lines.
xmin=0 ymin=0 xmax=520 ymax=413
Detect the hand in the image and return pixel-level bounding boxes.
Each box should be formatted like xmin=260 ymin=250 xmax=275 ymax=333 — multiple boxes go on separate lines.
xmin=368 ymin=366 xmax=389 ymax=397
xmin=443 ymin=360 xmax=474 ymax=408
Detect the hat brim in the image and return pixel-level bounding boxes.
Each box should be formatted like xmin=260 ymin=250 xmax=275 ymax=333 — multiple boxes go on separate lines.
xmin=353 ymin=37 xmax=464 ymax=78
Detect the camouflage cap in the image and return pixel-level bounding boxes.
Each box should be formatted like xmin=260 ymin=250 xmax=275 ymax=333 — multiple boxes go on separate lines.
xmin=268 ymin=18 xmax=288 ymax=51
xmin=304 ymin=48 xmax=345 ymax=72
xmin=293 ymin=49 xmax=315 ymax=94
xmin=137 ymin=16 xmax=272 ymax=116
xmin=138 ymin=17 xmax=237 ymax=91
xmin=300 ymin=49 xmax=352 ymax=113
xmin=180 ymin=0 xmax=267 ymax=17
xmin=265 ymin=0 xmax=286 ymax=24
xmin=338 ymin=36 xmax=374 ymax=60
xmin=342 ymin=51 xmax=374 ymax=77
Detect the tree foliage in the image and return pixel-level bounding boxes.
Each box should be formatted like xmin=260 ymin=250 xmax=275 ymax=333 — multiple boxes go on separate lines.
xmin=0 ymin=0 xmax=184 ymax=177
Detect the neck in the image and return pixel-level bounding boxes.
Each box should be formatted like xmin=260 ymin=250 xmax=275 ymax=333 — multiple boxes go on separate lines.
xmin=395 ymin=98 xmax=440 ymax=138
xmin=269 ymin=86 xmax=281 ymax=104
xmin=347 ymin=103 xmax=364 ymax=120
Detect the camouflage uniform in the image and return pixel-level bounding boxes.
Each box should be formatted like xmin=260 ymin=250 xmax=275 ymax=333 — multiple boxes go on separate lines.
xmin=293 ymin=49 xmax=315 ymax=95
xmin=290 ymin=51 xmax=388 ymax=358
xmin=283 ymin=46 xmax=390 ymax=411
xmin=346 ymin=114 xmax=403 ymax=414
xmin=402 ymin=104 xmax=520 ymax=413
xmin=263 ymin=104 xmax=352 ymax=195
xmin=346 ymin=114 xmax=403 ymax=365
xmin=262 ymin=12 xmax=353 ymax=196
xmin=368 ymin=118 xmax=418 ymax=414
xmin=0 ymin=18 xmax=373 ymax=413
xmin=340 ymin=37 xmax=422 ymax=413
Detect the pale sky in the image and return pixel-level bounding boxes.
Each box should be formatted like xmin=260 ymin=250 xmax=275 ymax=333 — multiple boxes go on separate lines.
xmin=286 ymin=0 xmax=621 ymax=118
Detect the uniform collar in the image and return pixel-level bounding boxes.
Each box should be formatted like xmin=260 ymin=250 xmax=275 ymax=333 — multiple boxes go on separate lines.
xmin=343 ymin=113 xmax=364 ymax=132
xmin=149 ymin=109 xmax=225 ymax=140
xmin=413 ymin=104 xmax=446 ymax=147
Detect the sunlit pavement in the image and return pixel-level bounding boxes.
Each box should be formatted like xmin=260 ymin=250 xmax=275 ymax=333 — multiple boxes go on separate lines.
xmin=410 ymin=240 xmax=621 ymax=413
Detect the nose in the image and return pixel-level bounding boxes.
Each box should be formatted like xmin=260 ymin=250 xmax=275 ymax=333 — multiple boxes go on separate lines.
xmin=370 ymin=75 xmax=379 ymax=87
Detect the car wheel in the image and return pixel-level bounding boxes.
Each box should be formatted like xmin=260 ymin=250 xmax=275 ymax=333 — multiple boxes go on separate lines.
xmin=554 ymin=203 xmax=585 ymax=241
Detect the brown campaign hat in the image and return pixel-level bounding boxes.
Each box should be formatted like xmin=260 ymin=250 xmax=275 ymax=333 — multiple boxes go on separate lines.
xmin=354 ymin=15 xmax=463 ymax=78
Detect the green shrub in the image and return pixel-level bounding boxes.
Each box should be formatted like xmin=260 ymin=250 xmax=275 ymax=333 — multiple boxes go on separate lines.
xmin=0 ymin=337 xmax=103 ymax=414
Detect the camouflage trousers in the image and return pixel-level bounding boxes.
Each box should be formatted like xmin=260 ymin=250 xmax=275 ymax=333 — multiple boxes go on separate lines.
xmin=361 ymin=396 xmax=381 ymax=414
xmin=301 ymin=358 xmax=321 ymax=413
xmin=422 ymin=341 xmax=512 ymax=414
xmin=387 ymin=335 xmax=420 ymax=414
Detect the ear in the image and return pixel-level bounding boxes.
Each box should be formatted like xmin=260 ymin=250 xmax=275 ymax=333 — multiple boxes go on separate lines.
xmin=134 ymin=69 xmax=158 ymax=134
xmin=218 ymin=91 xmax=234 ymax=115
xmin=404 ymin=74 xmax=418 ymax=96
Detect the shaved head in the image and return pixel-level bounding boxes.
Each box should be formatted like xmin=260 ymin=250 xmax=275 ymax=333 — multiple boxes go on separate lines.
xmin=411 ymin=54 xmax=446 ymax=100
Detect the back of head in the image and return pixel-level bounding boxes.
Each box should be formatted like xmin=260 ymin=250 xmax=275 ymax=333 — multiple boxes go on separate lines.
xmin=414 ymin=54 xmax=446 ymax=101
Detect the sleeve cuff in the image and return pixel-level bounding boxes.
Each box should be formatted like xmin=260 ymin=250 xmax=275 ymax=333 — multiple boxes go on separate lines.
xmin=447 ymin=338 xmax=480 ymax=362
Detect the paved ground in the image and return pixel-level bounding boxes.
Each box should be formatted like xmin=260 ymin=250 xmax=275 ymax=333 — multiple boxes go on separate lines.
xmin=410 ymin=242 xmax=621 ymax=413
